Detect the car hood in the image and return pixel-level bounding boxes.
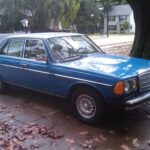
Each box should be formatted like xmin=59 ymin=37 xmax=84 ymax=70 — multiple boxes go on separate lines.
xmin=56 ymin=53 xmax=150 ymax=79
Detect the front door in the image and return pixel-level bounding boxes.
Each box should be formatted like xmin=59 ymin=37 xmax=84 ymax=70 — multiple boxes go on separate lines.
xmin=20 ymin=39 xmax=54 ymax=94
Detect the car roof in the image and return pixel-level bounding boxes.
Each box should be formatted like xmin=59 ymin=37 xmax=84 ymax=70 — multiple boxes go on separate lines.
xmin=8 ymin=32 xmax=82 ymax=39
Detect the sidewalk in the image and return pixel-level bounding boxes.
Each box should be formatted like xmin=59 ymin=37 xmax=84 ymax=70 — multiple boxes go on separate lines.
xmin=90 ymin=34 xmax=134 ymax=56
xmin=89 ymin=34 xmax=134 ymax=47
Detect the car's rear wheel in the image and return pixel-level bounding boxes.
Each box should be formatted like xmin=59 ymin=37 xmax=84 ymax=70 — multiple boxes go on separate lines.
xmin=0 ymin=78 xmax=8 ymax=93
xmin=71 ymin=87 xmax=106 ymax=124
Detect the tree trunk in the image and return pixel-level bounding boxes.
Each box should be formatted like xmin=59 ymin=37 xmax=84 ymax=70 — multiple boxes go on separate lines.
xmin=128 ymin=0 xmax=150 ymax=59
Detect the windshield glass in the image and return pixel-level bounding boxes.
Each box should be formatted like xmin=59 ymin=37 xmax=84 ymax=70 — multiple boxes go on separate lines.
xmin=48 ymin=35 xmax=101 ymax=62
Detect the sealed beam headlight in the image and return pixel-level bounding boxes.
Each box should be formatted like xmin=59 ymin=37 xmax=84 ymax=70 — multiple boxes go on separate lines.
xmin=131 ymin=79 xmax=137 ymax=89
xmin=124 ymin=81 xmax=131 ymax=93
xmin=124 ymin=78 xmax=137 ymax=94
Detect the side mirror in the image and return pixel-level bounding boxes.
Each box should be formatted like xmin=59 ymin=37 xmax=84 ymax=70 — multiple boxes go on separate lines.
xmin=36 ymin=55 xmax=48 ymax=63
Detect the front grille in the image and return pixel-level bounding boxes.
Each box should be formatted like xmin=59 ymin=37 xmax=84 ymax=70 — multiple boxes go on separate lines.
xmin=139 ymin=70 xmax=150 ymax=91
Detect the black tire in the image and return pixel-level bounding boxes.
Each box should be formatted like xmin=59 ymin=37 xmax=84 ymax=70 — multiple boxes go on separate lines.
xmin=0 ymin=78 xmax=8 ymax=93
xmin=71 ymin=87 xmax=106 ymax=124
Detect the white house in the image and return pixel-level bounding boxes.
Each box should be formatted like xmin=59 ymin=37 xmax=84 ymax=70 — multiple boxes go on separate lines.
xmin=104 ymin=4 xmax=135 ymax=33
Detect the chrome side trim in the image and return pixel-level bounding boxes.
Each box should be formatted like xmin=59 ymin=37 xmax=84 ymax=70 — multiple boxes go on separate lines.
xmin=1 ymin=64 xmax=21 ymax=69
xmin=1 ymin=64 xmax=112 ymax=86
xmin=26 ymin=68 xmax=51 ymax=75
xmin=1 ymin=64 xmax=51 ymax=75
xmin=126 ymin=91 xmax=150 ymax=105
xmin=54 ymin=74 xmax=112 ymax=86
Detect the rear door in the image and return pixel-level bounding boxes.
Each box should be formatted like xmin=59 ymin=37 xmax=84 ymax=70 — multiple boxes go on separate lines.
xmin=0 ymin=38 xmax=25 ymax=85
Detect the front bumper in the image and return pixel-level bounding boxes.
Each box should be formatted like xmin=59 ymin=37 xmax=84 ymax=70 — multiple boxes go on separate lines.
xmin=125 ymin=91 xmax=150 ymax=110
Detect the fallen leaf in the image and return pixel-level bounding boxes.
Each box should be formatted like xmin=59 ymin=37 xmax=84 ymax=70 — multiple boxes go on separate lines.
xmin=99 ymin=135 xmax=107 ymax=141
xmin=132 ymin=138 xmax=139 ymax=147
xmin=23 ymin=128 xmax=33 ymax=134
xmin=121 ymin=144 xmax=131 ymax=150
xmin=79 ymin=131 xmax=89 ymax=136
xmin=28 ymin=123 xmax=38 ymax=127
xmin=30 ymin=144 xmax=40 ymax=149
xmin=65 ymin=138 xmax=75 ymax=144
xmin=8 ymin=140 xmax=15 ymax=150
xmin=147 ymin=140 xmax=150 ymax=146
xmin=13 ymin=135 xmax=26 ymax=141
xmin=81 ymin=143 xmax=89 ymax=148
xmin=93 ymin=137 xmax=102 ymax=143
xmin=81 ymin=140 xmax=92 ymax=149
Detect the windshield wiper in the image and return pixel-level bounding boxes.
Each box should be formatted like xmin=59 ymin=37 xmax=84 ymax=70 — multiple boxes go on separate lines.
xmin=57 ymin=54 xmax=88 ymax=62
xmin=78 ymin=54 xmax=88 ymax=58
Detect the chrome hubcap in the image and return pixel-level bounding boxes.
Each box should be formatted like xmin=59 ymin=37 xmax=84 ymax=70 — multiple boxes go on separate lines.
xmin=76 ymin=94 xmax=96 ymax=119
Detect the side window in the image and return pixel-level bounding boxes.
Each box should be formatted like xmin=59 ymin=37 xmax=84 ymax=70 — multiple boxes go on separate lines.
xmin=8 ymin=39 xmax=24 ymax=57
xmin=49 ymin=38 xmax=73 ymax=61
xmin=0 ymin=42 xmax=9 ymax=55
xmin=24 ymin=39 xmax=47 ymax=61
xmin=0 ymin=39 xmax=24 ymax=57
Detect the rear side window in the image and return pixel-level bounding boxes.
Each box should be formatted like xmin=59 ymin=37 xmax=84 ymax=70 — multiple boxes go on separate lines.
xmin=24 ymin=39 xmax=47 ymax=60
xmin=0 ymin=39 xmax=24 ymax=57
xmin=8 ymin=40 xmax=24 ymax=57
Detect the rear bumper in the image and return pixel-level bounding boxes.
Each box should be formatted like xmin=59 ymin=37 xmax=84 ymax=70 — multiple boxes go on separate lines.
xmin=125 ymin=91 xmax=150 ymax=110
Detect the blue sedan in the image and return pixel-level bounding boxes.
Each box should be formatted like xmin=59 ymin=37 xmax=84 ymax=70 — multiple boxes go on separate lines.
xmin=0 ymin=32 xmax=150 ymax=124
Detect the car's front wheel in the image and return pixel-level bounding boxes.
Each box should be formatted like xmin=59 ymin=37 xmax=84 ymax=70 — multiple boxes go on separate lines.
xmin=71 ymin=87 xmax=106 ymax=124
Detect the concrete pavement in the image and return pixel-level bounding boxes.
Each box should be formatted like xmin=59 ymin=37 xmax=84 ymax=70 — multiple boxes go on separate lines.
xmin=0 ymin=86 xmax=149 ymax=150
xmin=90 ymin=34 xmax=134 ymax=46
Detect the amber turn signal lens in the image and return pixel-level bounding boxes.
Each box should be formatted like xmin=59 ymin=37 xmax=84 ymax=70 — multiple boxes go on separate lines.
xmin=114 ymin=81 xmax=124 ymax=95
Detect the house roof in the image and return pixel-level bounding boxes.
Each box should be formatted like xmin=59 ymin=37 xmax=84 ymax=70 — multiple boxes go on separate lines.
xmin=105 ymin=4 xmax=133 ymax=17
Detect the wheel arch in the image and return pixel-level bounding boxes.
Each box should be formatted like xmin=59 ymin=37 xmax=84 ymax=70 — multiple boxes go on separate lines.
xmin=67 ymin=82 xmax=107 ymax=104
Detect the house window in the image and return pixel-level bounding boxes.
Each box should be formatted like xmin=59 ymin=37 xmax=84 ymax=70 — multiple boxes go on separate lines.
xmin=119 ymin=15 xmax=127 ymax=22
xmin=108 ymin=16 xmax=116 ymax=21
xmin=108 ymin=25 xmax=117 ymax=31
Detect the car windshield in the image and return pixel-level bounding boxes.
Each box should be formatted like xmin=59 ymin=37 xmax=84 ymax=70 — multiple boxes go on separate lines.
xmin=47 ymin=35 xmax=101 ymax=62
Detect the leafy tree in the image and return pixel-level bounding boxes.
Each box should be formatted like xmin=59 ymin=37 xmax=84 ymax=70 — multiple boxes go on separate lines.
xmin=74 ymin=0 xmax=127 ymax=34
xmin=25 ymin=0 xmax=51 ymax=32
xmin=74 ymin=0 xmax=102 ymax=33
xmin=61 ymin=0 xmax=80 ymax=28
xmin=49 ymin=0 xmax=80 ymax=29
xmin=120 ymin=20 xmax=131 ymax=33
xmin=0 ymin=0 xmax=80 ymax=32
xmin=0 ymin=0 xmax=24 ymax=32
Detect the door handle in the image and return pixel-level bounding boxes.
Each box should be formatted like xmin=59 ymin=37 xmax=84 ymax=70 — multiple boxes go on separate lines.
xmin=20 ymin=63 xmax=27 ymax=68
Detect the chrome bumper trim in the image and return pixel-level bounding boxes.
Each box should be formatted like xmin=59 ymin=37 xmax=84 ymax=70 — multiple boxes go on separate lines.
xmin=126 ymin=91 xmax=150 ymax=105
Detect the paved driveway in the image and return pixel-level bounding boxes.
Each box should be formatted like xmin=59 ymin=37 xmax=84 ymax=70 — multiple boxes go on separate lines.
xmin=0 ymin=86 xmax=149 ymax=150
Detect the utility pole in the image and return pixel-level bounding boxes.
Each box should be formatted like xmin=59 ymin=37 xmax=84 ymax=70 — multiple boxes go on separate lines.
xmin=106 ymin=4 xmax=109 ymax=37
